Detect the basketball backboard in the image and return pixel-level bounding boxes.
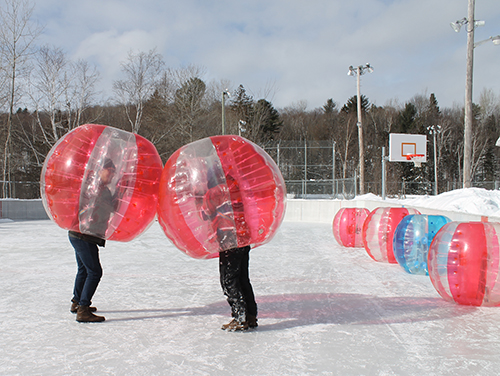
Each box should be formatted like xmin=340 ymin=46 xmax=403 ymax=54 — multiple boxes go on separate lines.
xmin=388 ymin=133 xmax=427 ymax=162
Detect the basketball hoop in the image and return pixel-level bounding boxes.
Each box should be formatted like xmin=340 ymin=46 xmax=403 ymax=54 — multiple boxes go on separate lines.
xmin=406 ymin=154 xmax=425 ymax=167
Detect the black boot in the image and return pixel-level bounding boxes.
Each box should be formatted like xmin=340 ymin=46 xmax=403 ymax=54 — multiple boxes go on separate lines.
xmin=247 ymin=315 xmax=258 ymax=328
xmin=76 ymin=305 xmax=105 ymax=323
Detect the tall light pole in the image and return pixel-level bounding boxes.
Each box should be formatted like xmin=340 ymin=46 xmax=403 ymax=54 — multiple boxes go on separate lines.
xmin=427 ymin=125 xmax=441 ymax=195
xmin=348 ymin=63 xmax=373 ymax=195
xmin=221 ymin=90 xmax=230 ymax=135
xmin=450 ymin=0 xmax=499 ymax=188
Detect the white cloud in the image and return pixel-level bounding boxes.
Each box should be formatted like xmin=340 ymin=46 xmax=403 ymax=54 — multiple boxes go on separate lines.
xmin=33 ymin=0 xmax=500 ymax=110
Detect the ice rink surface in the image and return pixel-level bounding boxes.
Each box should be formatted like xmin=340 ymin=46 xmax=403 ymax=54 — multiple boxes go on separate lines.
xmin=2 ymin=218 xmax=500 ymax=376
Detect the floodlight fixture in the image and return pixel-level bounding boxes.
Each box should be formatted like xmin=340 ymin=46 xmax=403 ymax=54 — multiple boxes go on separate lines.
xmin=221 ymin=90 xmax=231 ymax=135
xmin=347 ymin=63 xmax=373 ymax=76
xmin=474 ymin=35 xmax=500 ymax=48
xmin=238 ymin=120 xmax=247 ymax=136
xmin=450 ymin=17 xmax=485 ymax=33
xmin=450 ymin=18 xmax=467 ymax=32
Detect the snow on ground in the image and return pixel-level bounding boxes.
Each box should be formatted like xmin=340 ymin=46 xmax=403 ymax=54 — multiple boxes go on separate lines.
xmin=358 ymin=187 xmax=500 ymax=218
xmin=2 ymin=188 xmax=500 ymax=375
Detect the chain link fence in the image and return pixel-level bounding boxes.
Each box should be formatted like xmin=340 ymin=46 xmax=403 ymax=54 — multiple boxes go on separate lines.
xmin=12 ymin=177 xmax=499 ymax=201
xmin=4 ymin=138 xmax=500 ymax=200
xmin=261 ymin=141 xmax=358 ymax=198
xmin=285 ymin=178 xmax=356 ymax=199
xmin=1 ymin=181 xmax=41 ymax=199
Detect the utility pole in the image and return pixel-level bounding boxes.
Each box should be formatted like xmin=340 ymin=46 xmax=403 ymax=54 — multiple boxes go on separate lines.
xmin=463 ymin=0 xmax=475 ymax=188
xmin=348 ymin=64 xmax=373 ymax=195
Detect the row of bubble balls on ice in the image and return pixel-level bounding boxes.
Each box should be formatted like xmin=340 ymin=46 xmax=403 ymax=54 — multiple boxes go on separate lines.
xmin=333 ymin=206 xmax=500 ymax=307
xmin=41 ymin=124 xmax=287 ymax=260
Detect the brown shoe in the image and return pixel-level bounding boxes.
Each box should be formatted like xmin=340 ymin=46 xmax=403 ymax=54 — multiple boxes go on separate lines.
xmin=76 ymin=305 xmax=105 ymax=323
xmin=221 ymin=319 xmax=249 ymax=331
xmin=247 ymin=315 xmax=258 ymax=328
xmin=70 ymin=299 xmax=97 ymax=314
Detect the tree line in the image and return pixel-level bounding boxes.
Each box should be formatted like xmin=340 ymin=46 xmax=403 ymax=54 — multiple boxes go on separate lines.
xmin=1 ymin=0 xmax=500 ymax=198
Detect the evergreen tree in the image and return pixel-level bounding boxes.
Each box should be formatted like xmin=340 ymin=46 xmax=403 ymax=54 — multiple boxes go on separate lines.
xmin=341 ymin=95 xmax=369 ymax=115
xmin=429 ymin=93 xmax=440 ymax=116
xmin=323 ymin=98 xmax=337 ymax=114
xmin=230 ymin=84 xmax=254 ymax=124
xmin=253 ymin=99 xmax=283 ymax=142
xmin=396 ymin=102 xmax=423 ymax=191
xmin=398 ymin=103 xmax=418 ymax=133
xmin=424 ymin=93 xmax=442 ymax=192
xmin=175 ymin=77 xmax=206 ymax=107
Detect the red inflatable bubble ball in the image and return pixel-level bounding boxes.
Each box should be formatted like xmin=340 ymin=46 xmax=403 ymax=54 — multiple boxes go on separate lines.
xmin=157 ymin=135 xmax=287 ymax=259
xmin=332 ymin=207 xmax=370 ymax=247
xmin=41 ymin=124 xmax=163 ymax=242
xmin=362 ymin=207 xmax=420 ymax=263
xmin=428 ymin=221 xmax=500 ymax=306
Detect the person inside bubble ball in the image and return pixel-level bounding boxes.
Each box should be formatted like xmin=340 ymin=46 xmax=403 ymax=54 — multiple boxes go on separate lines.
xmin=202 ymin=172 xmax=258 ymax=331
xmin=68 ymin=158 xmax=117 ymax=323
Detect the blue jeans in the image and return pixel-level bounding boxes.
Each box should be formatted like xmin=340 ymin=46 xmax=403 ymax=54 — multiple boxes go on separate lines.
xmin=69 ymin=235 xmax=103 ymax=307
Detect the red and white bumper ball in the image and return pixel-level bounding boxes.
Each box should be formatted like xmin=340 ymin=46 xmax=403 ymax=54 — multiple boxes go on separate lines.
xmin=332 ymin=207 xmax=370 ymax=248
xmin=362 ymin=207 xmax=421 ymax=263
xmin=157 ymin=135 xmax=287 ymax=259
xmin=41 ymin=124 xmax=163 ymax=242
xmin=428 ymin=221 xmax=500 ymax=306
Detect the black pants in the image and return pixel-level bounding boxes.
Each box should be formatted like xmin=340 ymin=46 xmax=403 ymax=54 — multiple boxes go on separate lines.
xmin=219 ymin=246 xmax=257 ymax=323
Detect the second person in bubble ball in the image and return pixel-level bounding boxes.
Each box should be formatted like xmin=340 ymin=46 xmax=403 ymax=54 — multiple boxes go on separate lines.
xmin=202 ymin=173 xmax=258 ymax=331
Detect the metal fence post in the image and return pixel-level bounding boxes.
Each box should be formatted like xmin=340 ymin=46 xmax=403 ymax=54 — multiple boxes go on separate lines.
xmin=354 ymin=170 xmax=357 ymax=197
xmin=382 ymin=146 xmax=387 ymax=200
xmin=304 ymin=141 xmax=307 ymax=197
xmin=277 ymin=142 xmax=280 ymax=167
xmin=332 ymin=141 xmax=336 ymax=197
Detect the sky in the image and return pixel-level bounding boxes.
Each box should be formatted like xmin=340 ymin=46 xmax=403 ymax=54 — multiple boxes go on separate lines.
xmin=31 ymin=0 xmax=500 ymax=110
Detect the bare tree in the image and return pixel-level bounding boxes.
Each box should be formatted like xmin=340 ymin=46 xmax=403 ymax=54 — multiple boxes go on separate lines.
xmin=113 ymin=48 xmax=164 ymax=133
xmin=0 ymin=0 xmax=42 ymax=198
xmin=67 ymin=59 xmax=101 ymax=129
xmin=173 ymin=77 xmax=206 ymax=143
xmin=478 ymin=88 xmax=500 ymax=122
xmin=29 ymin=45 xmax=71 ymax=142
xmin=141 ymin=64 xmax=211 ymax=155
xmin=29 ymin=46 xmax=102 ymax=142
xmin=280 ymin=102 xmax=308 ymax=141
xmin=469 ymin=96 xmax=498 ymax=181
xmin=205 ymin=77 xmax=231 ymax=104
